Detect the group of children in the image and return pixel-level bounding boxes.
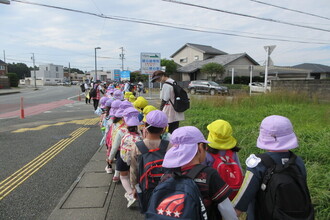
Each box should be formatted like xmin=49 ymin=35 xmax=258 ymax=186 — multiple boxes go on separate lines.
xmin=94 ymin=85 xmax=313 ymax=220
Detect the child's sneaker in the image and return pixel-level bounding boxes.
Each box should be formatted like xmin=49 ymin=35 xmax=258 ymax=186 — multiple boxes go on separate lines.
xmin=127 ymin=194 xmax=136 ymax=208
xmin=112 ymin=176 xmax=120 ymax=183
xmin=105 ymin=165 xmax=113 ymax=174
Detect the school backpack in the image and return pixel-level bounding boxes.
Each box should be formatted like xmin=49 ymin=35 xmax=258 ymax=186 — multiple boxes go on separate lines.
xmin=255 ymin=152 xmax=314 ymax=220
xmin=145 ymin=164 xmax=208 ymax=220
xmin=165 ymin=81 xmax=190 ymax=112
xmin=210 ymin=150 xmax=243 ymax=200
xmin=89 ymin=85 xmax=97 ymax=98
xmin=80 ymin=84 xmax=86 ymax=92
xmin=120 ymin=132 xmax=142 ymax=166
xmin=136 ymin=139 xmax=169 ymax=213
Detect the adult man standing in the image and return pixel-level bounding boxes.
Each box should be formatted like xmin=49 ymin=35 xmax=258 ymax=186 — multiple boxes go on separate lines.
xmin=151 ymin=70 xmax=184 ymax=133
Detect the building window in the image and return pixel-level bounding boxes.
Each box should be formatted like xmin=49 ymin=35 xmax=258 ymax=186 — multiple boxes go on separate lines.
xmin=0 ymin=65 xmax=5 ymax=70
xmin=180 ymin=57 xmax=187 ymax=63
xmin=56 ymin=67 xmax=58 ymax=72
xmin=46 ymin=67 xmax=48 ymax=71
xmin=194 ymin=55 xmax=199 ymax=61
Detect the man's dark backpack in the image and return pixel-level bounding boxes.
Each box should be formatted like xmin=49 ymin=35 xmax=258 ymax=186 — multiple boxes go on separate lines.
xmin=145 ymin=164 xmax=208 ymax=220
xmin=80 ymin=84 xmax=86 ymax=92
xmin=255 ymin=152 xmax=314 ymax=220
xmin=165 ymin=81 xmax=190 ymax=112
xmin=89 ymin=85 xmax=97 ymax=98
xmin=136 ymin=140 xmax=169 ymax=213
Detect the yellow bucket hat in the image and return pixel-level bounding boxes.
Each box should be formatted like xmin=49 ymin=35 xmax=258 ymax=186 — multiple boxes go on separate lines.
xmin=124 ymin=92 xmax=133 ymax=100
xmin=142 ymin=105 xmax=157 ymax=122
xmin=207 ymin=120 xmax=237 ymax=150
xmin=129 ymin=95 xmax=136 ymax=103
xmin=133 ymin=96 xmax=148 ymax=110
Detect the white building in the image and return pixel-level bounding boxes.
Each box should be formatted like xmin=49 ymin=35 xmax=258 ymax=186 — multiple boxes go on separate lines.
xmin=31 ymin=64 xmax=64 ymax=85
xmin=88 ymin=70 xmax=112 ymax=82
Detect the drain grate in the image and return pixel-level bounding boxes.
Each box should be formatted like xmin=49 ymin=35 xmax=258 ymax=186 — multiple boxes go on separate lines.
xmin=51 ymin=135 xmax=72 ymax=140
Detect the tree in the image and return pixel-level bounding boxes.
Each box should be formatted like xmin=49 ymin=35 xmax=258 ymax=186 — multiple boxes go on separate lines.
xmin=7 ymin=63 xmax=31 ymax=79
xmin=63 ymin=67 xmax=84 ymax=74
xmin=130 ymin=71 xmax=148 ymax=83
xmin=161 ymin=59 xmax=177 ymax=75
xmin=6 ymin=73 xmax=19 ymax=87
xmin=200 ymin=62 xmax=225 ymax=81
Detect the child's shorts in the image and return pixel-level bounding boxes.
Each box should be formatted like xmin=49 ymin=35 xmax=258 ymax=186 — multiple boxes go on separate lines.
xmin=115 ymin=152 xmax=130 ymax=171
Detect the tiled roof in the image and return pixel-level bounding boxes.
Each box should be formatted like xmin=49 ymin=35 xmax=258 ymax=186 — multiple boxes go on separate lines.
xmin=177 ymin=53 xmax=259 ymax=73
xmin=170 ymin=43 xmax=227 ymax=58
xmin=292 ymin=63 xmax=330 ymax=73
xmin=0 ymin=60 xmax=7 ymax=65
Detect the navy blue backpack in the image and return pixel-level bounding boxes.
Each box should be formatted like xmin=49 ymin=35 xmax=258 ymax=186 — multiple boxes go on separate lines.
xmin=145 ymin=164 xmax=208 ymax=220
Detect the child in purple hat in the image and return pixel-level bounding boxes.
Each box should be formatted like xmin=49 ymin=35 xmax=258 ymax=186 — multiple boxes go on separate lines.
xmin=108 ymin=101 xmax=134 ymax=183
xmin=117 ymin=107 xmax=142 ymax=208
xmin=233 ymin=115 xmax=314 ymax=220
xmin=105 ymin=100 xmax=124 ymax=179
xmin=160 ymin=126 xmax=238 ymax=220
xmin=130 ymin=110 xmax=171 ymax=213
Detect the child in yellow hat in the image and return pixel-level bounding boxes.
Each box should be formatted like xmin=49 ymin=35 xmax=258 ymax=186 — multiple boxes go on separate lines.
xmin=205 ymin=119 xmax=243 ymax=200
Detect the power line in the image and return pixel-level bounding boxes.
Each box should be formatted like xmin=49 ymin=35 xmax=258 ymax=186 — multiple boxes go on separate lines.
xmin=249 ymin=0 xmax=330 ymax=21
xmin=10 ymin=0 xmax=330 ymax=45
xmin=161 ymin=0 xmax=330 ymax=33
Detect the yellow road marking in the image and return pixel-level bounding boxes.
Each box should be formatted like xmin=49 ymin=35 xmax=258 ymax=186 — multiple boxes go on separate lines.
xmin=12 ymin=118 xmax=99 ymax=133
xmin=0 ymin=118 xmax=99 ymax=200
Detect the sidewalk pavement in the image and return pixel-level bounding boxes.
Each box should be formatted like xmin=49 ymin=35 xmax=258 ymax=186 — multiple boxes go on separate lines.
xmin=48 ymin=145 xmax=145 ymax=220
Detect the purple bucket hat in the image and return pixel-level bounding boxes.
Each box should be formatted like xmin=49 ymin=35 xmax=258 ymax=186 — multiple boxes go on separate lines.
xmin=257 ymin=115 xmax=298 ymax=151
xmin=113 ymin=90 xmax=123 ymax=100
xmin=110 ymin=100 xmax=122 ymax=116
xmin=99 ymin=96 xmax=109 ymax=108
xmin=123 ymin=107 xmax=140 ymax=126
xmin=146 ymin=110 xmax=168 ymax=128
xmin=105 ymin=99 xmax=113 ymax=108
xmin=115 ymin=100 xmax=133 ymax=118
xmin=162 ymin=126 xmax=209 ymax=168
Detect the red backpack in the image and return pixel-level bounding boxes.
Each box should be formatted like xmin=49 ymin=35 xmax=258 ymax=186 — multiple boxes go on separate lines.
xmin=211 ymin=150 xmax=243 ymax=200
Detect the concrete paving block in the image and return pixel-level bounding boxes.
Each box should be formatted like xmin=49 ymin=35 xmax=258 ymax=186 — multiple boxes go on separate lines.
xmin=61 ymin=187 xmax=109 ymax=209
xmin=84 ymin=160 xmax=106 ymax=172
xmin=48 ymin=208 xmax=106 ymax=220
xmin=77 ymin=172 xmax=112 ymax=188
xmin=106 ymin=183 xmax=144 ymax=219
xmin=92 ymin=151 xmax=107 ymax=161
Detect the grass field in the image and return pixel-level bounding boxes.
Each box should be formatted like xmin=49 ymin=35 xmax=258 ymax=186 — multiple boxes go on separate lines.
xmin=181 ymin=92 xmax=330 ymax=220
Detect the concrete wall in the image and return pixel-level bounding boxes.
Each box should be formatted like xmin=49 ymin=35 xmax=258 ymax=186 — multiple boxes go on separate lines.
xmin=271 ymin=80 xmax=330 ymax=101
xmin=0 ymin=76 xmax=10 ymax=89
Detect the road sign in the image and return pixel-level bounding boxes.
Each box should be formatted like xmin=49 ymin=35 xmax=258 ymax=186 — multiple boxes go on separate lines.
xmin=140 ymin=53 xmax=161 ymax=75
xmin=113 ymin=69 xmax=121 ymax=81
xmin=120 ymin=70 xmax=130 ymax=81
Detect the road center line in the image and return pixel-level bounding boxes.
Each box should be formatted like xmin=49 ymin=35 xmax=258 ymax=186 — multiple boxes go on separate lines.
xmin=0 ymin=119 xmax=97 ymax=200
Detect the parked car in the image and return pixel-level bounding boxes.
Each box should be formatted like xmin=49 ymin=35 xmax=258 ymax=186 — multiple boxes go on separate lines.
xmin=249 ymin=82 xmax=271 ymax=93
xmin=188 ymin=80 xmax=229 ymax=95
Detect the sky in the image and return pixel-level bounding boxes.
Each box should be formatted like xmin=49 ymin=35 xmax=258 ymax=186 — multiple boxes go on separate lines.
xmin=0 ymin=0 xmax=329 ymax=72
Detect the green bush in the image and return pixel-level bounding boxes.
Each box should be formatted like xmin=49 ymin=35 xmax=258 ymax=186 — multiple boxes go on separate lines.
xmin=6 ymin=73 xmax=19 ymax=87
xmin=182 ymin=92 xmax=330 ymax=219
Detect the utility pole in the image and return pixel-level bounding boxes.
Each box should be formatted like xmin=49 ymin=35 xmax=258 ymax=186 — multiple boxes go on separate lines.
xmin=3 ymin=50 xmax=8 ymax=74
xmin=31 ymin=53 xmax=37 ymax=89
xmin=263 ymin=45 xmax=276 ymax=93
xmin=119 ymin=47 xmax=125 ymax=71
xmin=68 ymin=62 xmax=71 ymax=82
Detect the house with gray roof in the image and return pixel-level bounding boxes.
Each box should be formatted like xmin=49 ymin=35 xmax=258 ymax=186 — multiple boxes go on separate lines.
xmin=170 ymin=43 xmax=227 ymax=67
xmin=0 ymin=60 xmax=7 ymax=76
xmin=292 ymin=63 xmax=330 ymax=79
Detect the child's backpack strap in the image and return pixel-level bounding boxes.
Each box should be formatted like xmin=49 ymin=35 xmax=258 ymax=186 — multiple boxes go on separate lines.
xmin=136 ymin=140 xmax=169 ymax=154
xmin=185 ymin=164 xmax=207 ymax=179
xmin=136 ymin=141 xmax=149 ymax=154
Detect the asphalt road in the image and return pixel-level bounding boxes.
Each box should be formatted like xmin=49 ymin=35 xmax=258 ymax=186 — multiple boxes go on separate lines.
xmin=0 ymin=86 xmax=102 ymax=220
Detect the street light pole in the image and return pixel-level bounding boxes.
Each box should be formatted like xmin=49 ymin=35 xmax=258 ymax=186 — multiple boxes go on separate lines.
xmin=32 ymin=53 xmax=37 ymax=89
xmin=94 ymin=47 xmax=101 ymax=81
